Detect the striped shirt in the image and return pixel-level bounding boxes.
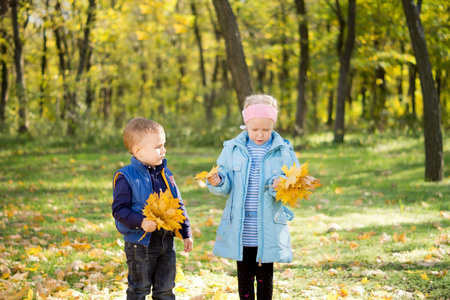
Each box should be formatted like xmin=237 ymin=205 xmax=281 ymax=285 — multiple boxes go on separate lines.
xmin=242 ymin=137 xmax=273 ymax=247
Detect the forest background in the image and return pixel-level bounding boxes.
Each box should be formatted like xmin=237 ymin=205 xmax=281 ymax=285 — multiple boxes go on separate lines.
xmin=0 ymin=0 xmax=448 ymax=149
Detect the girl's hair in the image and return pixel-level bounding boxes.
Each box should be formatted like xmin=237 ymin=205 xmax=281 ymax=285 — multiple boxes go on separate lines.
xmin=244 ymin=94 xmax=278 ymax=109
xmin=123 ymin=117 xmax=163 ymax=154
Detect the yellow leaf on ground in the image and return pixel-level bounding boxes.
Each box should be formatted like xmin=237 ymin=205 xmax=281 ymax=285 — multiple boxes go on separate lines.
xmin=326 ymin=292 xmax=338 ymax=300
xmin=393 ymin=232 xmax=407 ymax=243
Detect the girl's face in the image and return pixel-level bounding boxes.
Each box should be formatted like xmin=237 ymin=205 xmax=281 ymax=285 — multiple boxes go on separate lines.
xmin=246 ymin=117 xmax=274 ymax=145
xmin=133 ymin=130 xmax=166 ymax=167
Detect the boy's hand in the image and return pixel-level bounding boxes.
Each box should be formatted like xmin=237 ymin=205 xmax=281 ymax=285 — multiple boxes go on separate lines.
xmin=183 ymin=238 xmax=193 ymax=253
xmin=207 ymin=173 xmax=221 ymax=186
xmin=141 ymin=219 xmax=157 ymax=232
xmin=273 ymin=178 xmax=281 ymax=189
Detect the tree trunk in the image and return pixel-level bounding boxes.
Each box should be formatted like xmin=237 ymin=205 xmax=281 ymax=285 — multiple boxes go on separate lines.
xmin=11 ymin=0 xmax=28 ymax=134
xmin=67 ymin=0 xmax=96 ymax=135
xmin=0 ymin=1 xmax=7 ymax=130
xmin=360 ymin=85 xmax=367 ymax=118
xmin=401 ymin=0 xmax=443 ymax=181
xmin=326 ymin=90 xmax=333 ymax=126
xmin=85 ymin=46 xmax=94 ymax=111
xmin=278 ymin=0 xmax=290 ymax=108
xmin=212 ymin=0 xmax=253 ymax=108
xmin=39 ymin=8 xmax=48 ymax=117
xmin=53 ymin=0 xmax=71 ymax=120
xmin=255 ymin=56 xmax=266 ymax=92
xmin=191 ymin=0 xmax=215 ymax=124
xmin=0 ymin=28 xmax=8 ymax=130
xmin=407 ymin=62 xmax=417 ymax=117
xmin=156 ymin=56 xmax=164 ymax=116
xmin=294 ymin=0 xmax=309 ymax=136
xmin=333 ymin=0 xmax=356 ymax=143
xmin=311 ymin=79 xmax=319 ymax=130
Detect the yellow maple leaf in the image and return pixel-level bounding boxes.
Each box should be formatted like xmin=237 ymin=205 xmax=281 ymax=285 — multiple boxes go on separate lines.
xmin=393 ymin=232 xmax=407 ymax=243
xmin=420 ymin=272 xmax=430 ymax=281
xmin=350 ymin=241 xmax=359 ymax=250
xmin=194 ymin=165 xmax=221 ymax=182
xmin=326 ymin=292 xmax=338 ymax=300
xmin=274 ymin=163 xmax=321 ymax=207
xmin=139 ymin=190 xmax=187 ymax=241
xmin=204 ymin=217 xmax=214 ymax=226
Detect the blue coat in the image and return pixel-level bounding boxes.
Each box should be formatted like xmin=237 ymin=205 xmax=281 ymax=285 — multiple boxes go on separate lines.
xmin=113 ymin=157 xmax=191 ymax=246
xmin=207 ymin=131 xmax=299 ymax=263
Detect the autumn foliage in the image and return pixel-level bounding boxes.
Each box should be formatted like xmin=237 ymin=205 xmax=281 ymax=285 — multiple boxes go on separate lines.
xmin=194 ymin=165 xmax=220 ymax=182
xmin=140 ymin=190 xmax=186 ymax=240
xmin=274 ymin=162 xmax=321 ymax=207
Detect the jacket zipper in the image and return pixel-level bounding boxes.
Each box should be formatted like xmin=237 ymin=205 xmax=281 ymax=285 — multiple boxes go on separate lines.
xmin=256 ymin=144 xmax=282 ymax=266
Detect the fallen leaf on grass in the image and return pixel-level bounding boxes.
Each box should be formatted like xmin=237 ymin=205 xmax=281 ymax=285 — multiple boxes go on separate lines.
xmin=349 ymin=241 xmax=359 ymax=250
xmin=439 ymin=211 xmax=450 ymax=219
xmin=357 ymin=231 xmax=376 ymax=240
xmin=393 ymin=232 xmax=407 ymax=243
xmin=379 ymin=233 xmax=392 ymax=244
xmin=327 ymin=268 xmax=339 ymax=276
xmin=351 ymin=285 xmax=365 ymax=295
xmin=280 ymin=268 xmax=295 ymax=278
xmin=204 ymin=217 xmax=215 ymax=226
xmin=419 ymin=272 xmax=430 ymax=281
xmin=326 ymin=292 xmax=338 ymax=300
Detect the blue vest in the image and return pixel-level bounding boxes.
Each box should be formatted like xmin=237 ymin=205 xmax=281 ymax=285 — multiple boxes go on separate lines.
xmin=113 ymin=156 xmax=179 ymax=246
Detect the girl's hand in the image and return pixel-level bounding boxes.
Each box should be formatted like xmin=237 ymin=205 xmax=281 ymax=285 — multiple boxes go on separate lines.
xmin=141 ymin=219 xmax=157 ymax=232
xmin=273 ymin=178 xmax=281 ymax=189
xmin=207 ymin=173 xmax=221 ymax=186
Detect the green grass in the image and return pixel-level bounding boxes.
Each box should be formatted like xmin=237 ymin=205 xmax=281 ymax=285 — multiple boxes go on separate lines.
xmin=0 ymin=133 xmax=449 ymax=299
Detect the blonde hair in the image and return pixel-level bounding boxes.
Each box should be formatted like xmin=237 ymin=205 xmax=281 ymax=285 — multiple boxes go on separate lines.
xmin=244 ymin=94 xmax=278 ymax=109
xmin=123 ymin=117 xmax=163 ymax=154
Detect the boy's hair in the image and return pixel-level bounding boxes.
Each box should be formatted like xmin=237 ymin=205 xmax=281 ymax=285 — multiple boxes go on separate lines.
xmin=123 ymin=117 xmax=163 ymax=154
xmin=244 ymin=94 xmax=278 ymax=109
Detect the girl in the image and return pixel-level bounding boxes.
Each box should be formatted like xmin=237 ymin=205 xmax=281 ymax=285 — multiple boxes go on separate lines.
xmin=207 ymin=94 xmax=299 ymax=300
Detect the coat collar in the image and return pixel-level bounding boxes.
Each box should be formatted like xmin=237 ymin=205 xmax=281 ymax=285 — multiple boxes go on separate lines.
xmin=130 ymin=156 xmax=167 ymax=174
xmin=227 ymin=131 xmax=287 ymax=151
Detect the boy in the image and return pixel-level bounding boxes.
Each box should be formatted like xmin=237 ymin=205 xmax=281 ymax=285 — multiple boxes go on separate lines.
xmin=112 ymin=117 xmax=193 ymax=300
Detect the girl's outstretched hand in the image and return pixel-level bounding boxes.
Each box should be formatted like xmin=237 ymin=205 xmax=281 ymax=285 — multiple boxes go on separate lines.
xmin=207 ymin=173 xmax=221 ymax=186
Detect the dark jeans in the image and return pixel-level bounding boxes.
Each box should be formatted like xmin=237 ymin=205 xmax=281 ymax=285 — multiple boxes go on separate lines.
xmin=237 ymin=247 xmax=274 ymax=300
xmin=124 ymin=230 xmax=176 ymax=300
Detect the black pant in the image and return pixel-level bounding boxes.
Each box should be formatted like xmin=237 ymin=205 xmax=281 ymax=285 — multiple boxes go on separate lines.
xmin=124 ymin=230 xmax=176 ymax=300
xmin=236 ymin=247 xmax=273 ymax=300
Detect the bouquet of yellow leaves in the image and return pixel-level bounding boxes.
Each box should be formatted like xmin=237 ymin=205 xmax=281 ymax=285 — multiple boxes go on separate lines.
xmin=194 ymin=165 xmax=220 ymax=182
xmin=274 ymin=162 xmax=321 ymax=207
xmin=139 ymin=190 xmax=187 ymax=241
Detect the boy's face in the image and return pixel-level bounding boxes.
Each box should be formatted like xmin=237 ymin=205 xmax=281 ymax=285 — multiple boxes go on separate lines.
xmin=246 ymin=117 xmax=274 ymax=145
xmin=133 ymin=130 xmax=166 ymax=167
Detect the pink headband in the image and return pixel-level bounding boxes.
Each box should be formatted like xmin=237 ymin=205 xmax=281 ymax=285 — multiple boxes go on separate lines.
xmin=242 ymin=104 xmax=278 ymax=124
